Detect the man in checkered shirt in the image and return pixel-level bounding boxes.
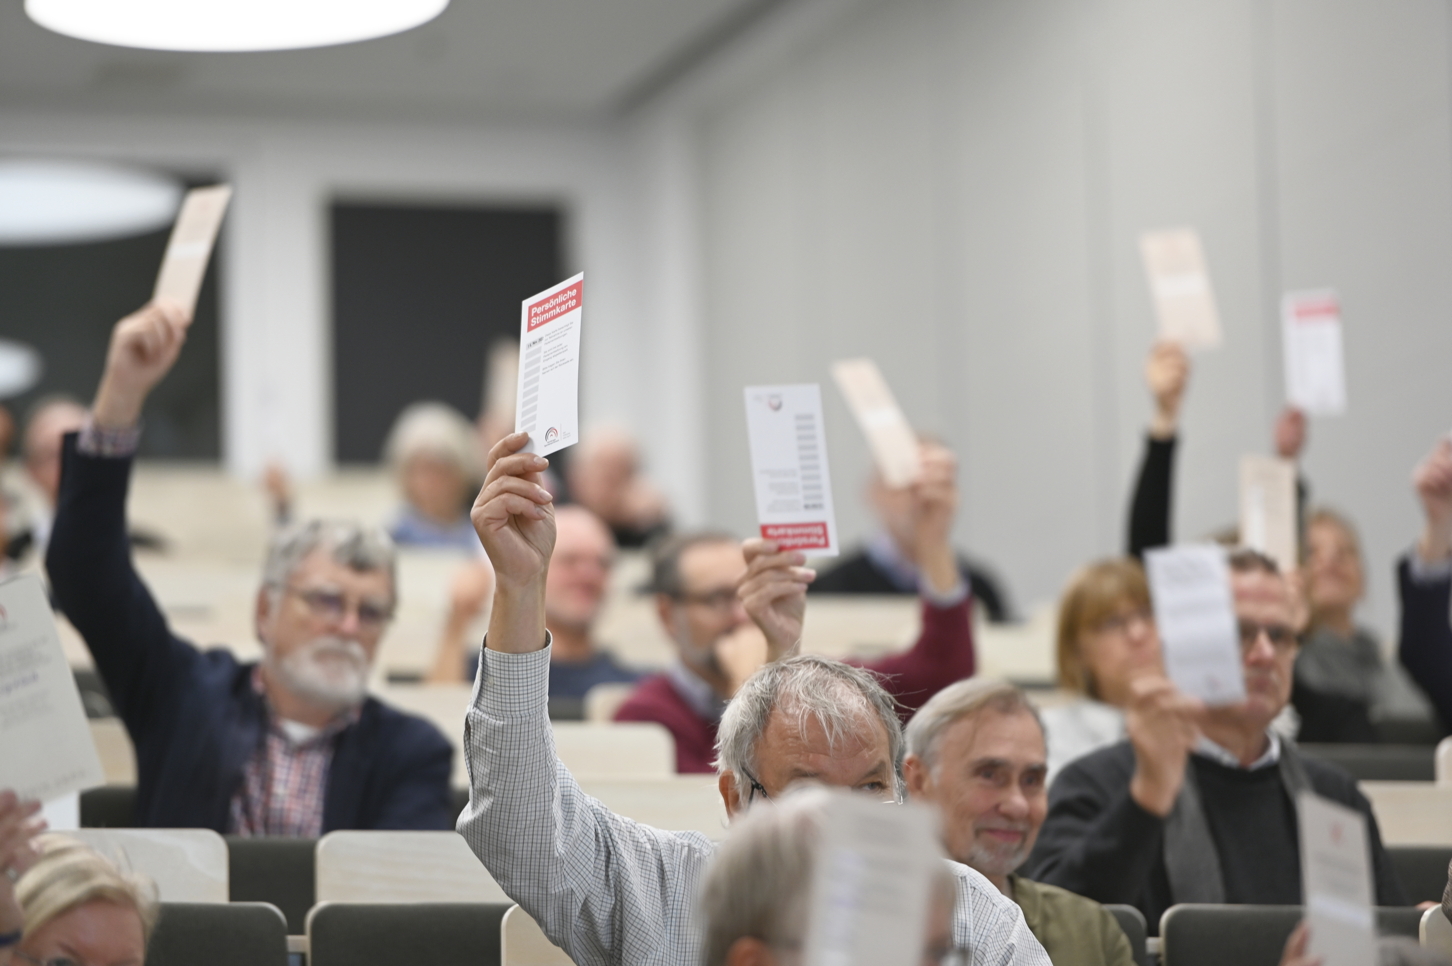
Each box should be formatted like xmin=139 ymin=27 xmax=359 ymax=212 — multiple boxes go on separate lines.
xmin=458 ymin=432 xmax=1050 ymax=966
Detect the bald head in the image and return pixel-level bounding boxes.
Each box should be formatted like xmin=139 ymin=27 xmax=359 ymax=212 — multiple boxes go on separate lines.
xmin=546 ymin=505 xmax=616 ymax=631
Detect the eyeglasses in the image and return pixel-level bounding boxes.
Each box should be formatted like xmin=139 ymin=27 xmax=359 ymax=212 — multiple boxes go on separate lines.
xmin=1237 ymin=620 xmax=1297 ymax=653
xmin=742 ymin=766 xmax=771 ymax=803
xmin=286 ymin=587 xmax=394 ymax=630
xmin=674 ymin=588 xmax=739 ymax=612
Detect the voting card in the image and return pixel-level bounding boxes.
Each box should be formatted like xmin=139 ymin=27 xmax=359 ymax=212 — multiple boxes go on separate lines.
xmin=153 ymin=184 xmax=232 ymax=316
xmin=1282 ymin=290 xmax=1348 ymax=416
xmin=515 ymin=273 xmax=583 ymax=457
xmin=0 ymin=575 xmax=104 ymax=803
xmin=743 ymin=384 xmax=839 ymax=556
xmin=1240 ymin=454 xmax=1299 ymax=574
xmin=831 ymin=358 xmax=920 ymax=488
xmin=1298 ymin=791 xmax=1376 ymax=966
xmin=1139 ymin=228 xmax=1223 ymax=351
xmin=803 ymin=796 xmax=942 ymax=966
xmin=1145 ymin=545 xmax=1246 ymax=705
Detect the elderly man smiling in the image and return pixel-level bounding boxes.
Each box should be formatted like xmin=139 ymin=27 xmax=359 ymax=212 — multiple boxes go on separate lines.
xmin=904 ymin=679 xmax=1134 ymax=966
xmin=458 ymin=432 xmax=1050 ymax=966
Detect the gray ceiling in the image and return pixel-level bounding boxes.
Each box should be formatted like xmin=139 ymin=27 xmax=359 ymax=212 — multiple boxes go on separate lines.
xmin=0 ymin=0 xmax=779 ymax=121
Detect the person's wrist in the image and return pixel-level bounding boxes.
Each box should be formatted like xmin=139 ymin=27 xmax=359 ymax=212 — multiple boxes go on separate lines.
xmin=1149 ymin=407 xmax=1178 ymax=440
xmin=92 ymin=377 xmax=145 ymax=430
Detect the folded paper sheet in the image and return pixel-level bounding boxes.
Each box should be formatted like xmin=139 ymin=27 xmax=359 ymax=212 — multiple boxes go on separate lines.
xmin=1282 ymin=290 xmax=1348 ymax=416
xmin=0 ymin=574 xmax=104 ymax=802
xmin=1139 ymin=228 xmax=1222 ymax=351
xmin=153 ymin=184 xmax=232 ymax=316
xmin=1298 ymin=791 xmax=1375 ymax=966
xmin=744 ymin=384 xmax=839 ymax=556
xmin=831 ymin=358 xmax=920 ymax=488
xmin=1239 ymin=454 xmax=1298 ymax=574
xmin=1146 ymin=544 xmax=1246 ymax=705
xmin=803 ymin=796 xmax=941 ymax=966
xmin=515 ymin=273 xmax=583 ymax=457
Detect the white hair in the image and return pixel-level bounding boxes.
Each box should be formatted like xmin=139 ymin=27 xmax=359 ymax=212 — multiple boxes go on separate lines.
xmin=382 ymin=401 xmax=480 ymax=478
xmin=904 ymin=678 xmax=1044 ymax=770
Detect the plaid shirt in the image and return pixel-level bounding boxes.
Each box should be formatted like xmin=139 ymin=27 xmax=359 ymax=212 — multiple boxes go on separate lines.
xmin=228 ymin=673 xmax=358 ymax=837
xmin=458 ymin=644 xmax=1051 ymax=966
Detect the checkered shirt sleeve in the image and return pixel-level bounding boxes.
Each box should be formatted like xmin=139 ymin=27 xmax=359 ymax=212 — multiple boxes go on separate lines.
xmin=456 ymin=643 xmax=1050 ymax=966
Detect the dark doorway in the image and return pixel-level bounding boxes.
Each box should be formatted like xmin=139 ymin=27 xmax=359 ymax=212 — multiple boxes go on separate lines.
xmin=0 ymin=178 xmax=222 ymax=461
xmin=330 ymin=201 xmax=563 ymax=464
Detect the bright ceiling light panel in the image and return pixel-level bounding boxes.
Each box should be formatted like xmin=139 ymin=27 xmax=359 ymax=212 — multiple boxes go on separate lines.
xmin=0 ymin=159 xmax=184 ymax=246
xmin=26 ymin=0 xmax=449 ymax=52
xmin=0 ymin=340 xmax=43 ymax=399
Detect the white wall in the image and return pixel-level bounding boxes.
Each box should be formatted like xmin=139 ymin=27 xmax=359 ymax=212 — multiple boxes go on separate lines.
xmin=665 ymin=0 xmax=1452 ymax=634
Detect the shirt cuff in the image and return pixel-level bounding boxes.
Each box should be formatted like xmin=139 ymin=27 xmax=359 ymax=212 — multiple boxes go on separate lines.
xmin=919 ymin=577 xmax=969 ymax=609
xmin=76 ymin=418 xmax=141 ymax=458
xmin=475 ymin=634 xmax=552 ymax=718
xmin=1407 ymin=549 xmax=1452 ymax=584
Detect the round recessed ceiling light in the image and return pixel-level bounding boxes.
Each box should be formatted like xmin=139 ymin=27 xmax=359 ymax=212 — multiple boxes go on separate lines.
xmin=0 ymin=159 xmax=183 ymax=246
xmin=0 ymin=340 xmax=43 ymax=400
xmin=25 ymin=0 xmax=450 ymax=52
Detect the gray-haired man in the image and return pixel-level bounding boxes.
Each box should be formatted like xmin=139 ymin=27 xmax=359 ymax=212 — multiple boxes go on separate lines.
xmin=47 ymin=300 xmax=453 ymax=833
xmin=904 ymin=680 xmax=1135 ymax=966
xmin=458 ymin=431 xmax=1050 ymax=966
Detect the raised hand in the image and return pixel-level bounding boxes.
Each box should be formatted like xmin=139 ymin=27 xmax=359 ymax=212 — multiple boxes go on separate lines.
xmin=1275 ymin=407 xmax=1308 ymax=461
xmin=471 ymin=433 xmax=555 ymax=589
xmin=905 ymin=442 xmax=960 ymax=594
xmin=737 ymin=538 xmax=813 ymax=659
xmin=1145 ymin=341 xmax=1191 ymax=439
xmin=0 ymin=791 xmax=44 ymax=942
xmin=92 ymin=299 xmax=193 ymax=429
xmin=1125 ymin=675 xmax=1205 ymax=817
xmin=1413 ymin=437 xmax=1452 ymax=563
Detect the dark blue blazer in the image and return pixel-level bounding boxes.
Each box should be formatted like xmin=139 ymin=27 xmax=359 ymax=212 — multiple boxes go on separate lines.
xmin=1397 ymin=556 xmax=1452 ymax=734
xmin=47 ymin=434 xmax=454 ymax=832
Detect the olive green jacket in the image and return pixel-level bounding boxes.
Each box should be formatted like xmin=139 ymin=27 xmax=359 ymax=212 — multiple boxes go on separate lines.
xmin=1009 ymin=875 xmax=1136 ymax=966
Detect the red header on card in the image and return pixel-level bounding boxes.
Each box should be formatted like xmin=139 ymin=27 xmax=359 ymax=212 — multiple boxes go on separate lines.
xmin=527 ymin=281 xmax=583 ymax=332
xmin=1291 ymin=297 xmax=1339 ymax=322
xmin=761 ymin=522 xmax=829 ymax=550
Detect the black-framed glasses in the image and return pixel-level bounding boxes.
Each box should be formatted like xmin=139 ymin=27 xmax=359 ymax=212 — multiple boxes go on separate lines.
xmin=286 ymin=586 xmax=394 ymax=630
xmin=741 ymin=766 xmax=770 ymax=803
xmin=1237 ymin=620 xmax=1297 ymax=652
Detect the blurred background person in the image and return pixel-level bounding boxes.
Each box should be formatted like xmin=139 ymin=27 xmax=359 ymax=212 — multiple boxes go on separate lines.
xmin=428 ymin=504 xmax=641 ymax=710
xmin=696 ymin=786 xmax=961 ymax=966
xmin=565 ymin=425 xmax=671 ymax=548
xmin=0 ymin=790 xmax=158 ymax=966
xmin=9 ymin=395 xmax=88 ymax=564
xmin=1041 ymin=559 xmax=1160 ymax=779
xmin=904 ymin=679 xmax=1136 ymax=966
xmin=809 ymin=440 xmax=1012 ymax=623
xmin=1397 ymin=436 xmax=1452 ymax=734
xmin=383 ymin=401 xmax=482 ymax=552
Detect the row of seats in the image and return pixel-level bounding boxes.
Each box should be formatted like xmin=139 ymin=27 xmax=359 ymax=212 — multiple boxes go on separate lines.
xmin=138 ymin=900 xmax=1436 ymax=966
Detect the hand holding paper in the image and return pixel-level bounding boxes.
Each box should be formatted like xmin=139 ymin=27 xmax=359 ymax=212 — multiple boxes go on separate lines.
xmin=515 ymin=274 xmax=583 ymax=457
xmin=738 ymin=537 xmax=814 ymax=658
xmin=1413 ymin=437 xmax=1452 ymax=564
xmin=92 ymin=300 xmax=192 ymax=429
xmin=1126 ymin=675 xmax=1205 ymax=817
xmin=1145 ymin=341 xmax=1191 ymax=438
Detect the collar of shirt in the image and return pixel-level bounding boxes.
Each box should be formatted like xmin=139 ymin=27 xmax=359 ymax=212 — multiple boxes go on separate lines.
xmin=1193 ymin=731 xmax=1280 ymax=771
xmin=666 ymin=662 xmax=729 ymax=724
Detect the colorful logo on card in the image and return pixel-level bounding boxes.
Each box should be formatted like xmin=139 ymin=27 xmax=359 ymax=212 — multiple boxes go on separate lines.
xmin=545 ymin=427 xmax=560 ymax=444
xmin=767 ymin=395 xmax=783 ymax=411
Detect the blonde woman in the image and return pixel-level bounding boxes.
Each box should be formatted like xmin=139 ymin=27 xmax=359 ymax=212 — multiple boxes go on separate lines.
xmin=1040 ymin=559 xmax=1162 ymax=779
xmin=0 ymin=791 xmax=158 ymax=966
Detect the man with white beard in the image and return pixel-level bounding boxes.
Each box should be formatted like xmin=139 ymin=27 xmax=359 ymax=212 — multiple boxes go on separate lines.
xmin=904 ymin=680 xmax=1135 ymax=966
xmin=46 ymin=300 xmax=453 ymax=834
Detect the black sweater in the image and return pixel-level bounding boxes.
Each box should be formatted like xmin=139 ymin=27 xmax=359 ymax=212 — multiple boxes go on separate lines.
xmin=1025 ymin=740 xmax=1405 ymax=932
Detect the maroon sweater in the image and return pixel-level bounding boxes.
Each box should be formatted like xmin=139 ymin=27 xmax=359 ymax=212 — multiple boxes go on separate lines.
xmin=614 ymin=597 xmax=975 ymax=773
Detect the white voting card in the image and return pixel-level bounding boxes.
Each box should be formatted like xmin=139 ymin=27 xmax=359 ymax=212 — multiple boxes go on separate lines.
xmin=1282 ymin=290 xmax=1348 ymax=416
xmin=1139 ymin=228 xmax=1223 ymax=351
xmin=0 ymin=575 xmax=104 ymax=803
xmin=1298 ymin=790 xmax=1376 ymax=966
xmin=153 ymin=184 xmax=232 ymax=317
xmin=1240 ymin=454 xmax=1299 ymax=574
xmin=743 ymin=384 xmax=839 ymax=556
xmin=515 ymin=273 xmax=583 ymax=457
xmin=803 ymin=796 xmax=941 ymax=966
xmin=1145 ymin=544 xmax=1246 ymax=705
xmin=831 ymin=358 xmax=920 ymax=488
